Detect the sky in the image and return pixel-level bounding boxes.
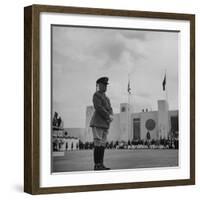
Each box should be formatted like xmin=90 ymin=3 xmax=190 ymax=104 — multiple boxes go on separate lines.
xmin=52 ymin=25 xmax=179 ymax=128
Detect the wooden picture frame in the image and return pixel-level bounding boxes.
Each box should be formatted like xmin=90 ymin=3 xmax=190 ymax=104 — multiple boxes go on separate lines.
xmin=24 ymin=4 xmax=195 ymax=195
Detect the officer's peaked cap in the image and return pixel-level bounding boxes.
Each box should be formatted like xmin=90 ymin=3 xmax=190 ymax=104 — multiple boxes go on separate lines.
xmin=96 ymin=77 xmax=109 ymax=85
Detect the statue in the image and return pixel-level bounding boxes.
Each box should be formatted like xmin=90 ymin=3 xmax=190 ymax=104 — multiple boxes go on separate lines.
xmin=53 ymin=112 xmax=58 ymax=126
xmin=52 ymin=112 xmax=63 ymax=128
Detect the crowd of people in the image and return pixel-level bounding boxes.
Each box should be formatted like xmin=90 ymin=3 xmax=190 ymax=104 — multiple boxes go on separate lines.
xmin=78 ymin=138 xmax=179 ymax=150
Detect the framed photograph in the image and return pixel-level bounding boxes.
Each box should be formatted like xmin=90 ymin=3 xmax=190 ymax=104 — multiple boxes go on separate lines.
xmin=24 ymin=4 xmax=195 ymax=194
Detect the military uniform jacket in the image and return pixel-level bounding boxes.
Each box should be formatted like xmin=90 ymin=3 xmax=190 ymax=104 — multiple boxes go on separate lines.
xmin=90 ymin=91 xmax=113 ymax=129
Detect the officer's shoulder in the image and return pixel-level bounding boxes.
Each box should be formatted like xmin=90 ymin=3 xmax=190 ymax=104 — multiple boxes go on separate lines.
xmin=93 ymin=91 xmax=102 ymax=98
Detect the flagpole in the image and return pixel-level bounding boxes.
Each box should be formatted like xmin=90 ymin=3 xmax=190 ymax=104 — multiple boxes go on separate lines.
xmin=130 ymin=74 xmax=134 ymax=141
xmin=165 ymin=69 xmax=168 ymax=103
xmin=164 ymin=69 xmax=170 ymax=139
xmin=128 ymin=74 xmax=130 ymax=142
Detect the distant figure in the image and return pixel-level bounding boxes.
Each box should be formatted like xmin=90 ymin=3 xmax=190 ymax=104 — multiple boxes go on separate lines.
xmin=90 ymin=77 xmax=113 ymax=170
xmin=71 ymin=143 xmax=73 ymax=151
xmin=146 ymin=131 xmax=151 ymax=148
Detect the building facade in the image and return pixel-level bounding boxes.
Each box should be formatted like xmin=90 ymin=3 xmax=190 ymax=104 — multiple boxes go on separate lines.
xmin=85 ymin=100 xmax=178 ymax=143
xmin=52 ymin=99 xmax=179 ymax=151
xmin=52 ymin=112 xmax=81 ymax=152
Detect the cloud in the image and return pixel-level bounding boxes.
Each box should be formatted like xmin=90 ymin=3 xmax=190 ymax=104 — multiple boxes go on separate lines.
xmin=93 ymin=37 xmax=125 ymax=62
xmin=136 ymin=91 xmax=151 ymax=99
xmin=52 ymin=26 xmax=179 ymax=127
xmin=119 ymin=30 xmax=147 ymax=41
xmin=52 ymin=26 xmax=148 ymax=76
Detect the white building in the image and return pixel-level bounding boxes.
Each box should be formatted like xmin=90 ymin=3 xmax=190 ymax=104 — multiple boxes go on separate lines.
xmin=52 ymin=126 xmax=81 ymax=152
xmin=85 ymin=99 xmax=178 ymax=143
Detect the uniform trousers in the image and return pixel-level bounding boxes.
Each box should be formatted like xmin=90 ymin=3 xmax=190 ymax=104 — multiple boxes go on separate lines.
xmin=92 ymin=127 xmax=108 ymax=147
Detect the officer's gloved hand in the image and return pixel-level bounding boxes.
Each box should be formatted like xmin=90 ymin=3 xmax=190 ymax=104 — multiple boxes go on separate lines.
xmin=109 ymin=114 xmax=114 ymax=122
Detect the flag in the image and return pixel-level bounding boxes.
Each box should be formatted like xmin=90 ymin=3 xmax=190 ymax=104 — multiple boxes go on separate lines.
xmin=162 ymin=73 xmax=166 ymax=91
xmin=128 ymin=80 xmax=131 ymax=94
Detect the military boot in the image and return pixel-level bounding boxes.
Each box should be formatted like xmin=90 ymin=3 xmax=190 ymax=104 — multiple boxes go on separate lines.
xmin=99 ymin=146 xmax=110 ymax=170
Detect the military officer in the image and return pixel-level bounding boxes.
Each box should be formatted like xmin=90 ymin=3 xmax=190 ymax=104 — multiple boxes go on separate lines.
xmin=90 ymin=77 xmax=113 ymax=170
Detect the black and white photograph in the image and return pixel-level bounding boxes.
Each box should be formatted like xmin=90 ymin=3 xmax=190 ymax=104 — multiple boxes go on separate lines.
xmin=51 ymin=25 xmax=179 ymax=173
xmin=23 ymin=4 xmax=195 ymax=194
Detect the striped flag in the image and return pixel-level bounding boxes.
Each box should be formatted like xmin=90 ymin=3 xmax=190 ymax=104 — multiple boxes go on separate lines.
xmin=162 ymin=73 xmax=166 ymax=91
xmin=128 ymin=80 xmax=131 ymax=94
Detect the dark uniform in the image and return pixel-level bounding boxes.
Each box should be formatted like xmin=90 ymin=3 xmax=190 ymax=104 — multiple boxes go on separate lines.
xmin=146 ymin=131 xmax=151 ymax=148
xmin=90 ymin=77 xmax=113 ymax=170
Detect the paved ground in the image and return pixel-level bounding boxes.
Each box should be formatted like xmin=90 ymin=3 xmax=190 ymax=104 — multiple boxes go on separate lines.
xmin=52 ymin=149 xmax=178 ymax=173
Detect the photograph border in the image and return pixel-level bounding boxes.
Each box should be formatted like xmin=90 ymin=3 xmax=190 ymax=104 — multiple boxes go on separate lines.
xmin=24 ymin=4 xmax=195 ymax=195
